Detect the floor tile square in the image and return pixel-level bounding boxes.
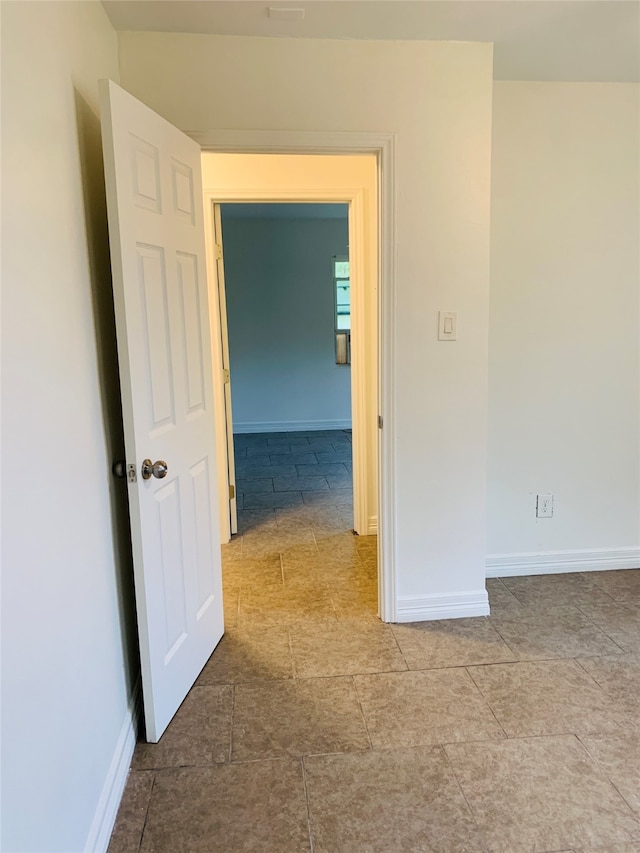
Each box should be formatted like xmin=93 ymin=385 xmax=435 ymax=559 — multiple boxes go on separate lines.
xmin=577 ymin=653 xmax=640 ymax=712
xmin=392 ymin=617 xmax=517 ymax=669
xmin=468 ymin=659 xmax=627 ymax=737
xmin=445 ymin=735 xmax=640 ymax=852
xmin=326 ymin=473 xmax=353 ymax=490
xmin=222 ymin=555 xmax=283 ymax=585
xmin=304 ymin=746 xmax=486 ymax=852
xmin=242 ymin=463 xmax=297 ymax=478
xmin=589 ymin=570 xmax=640 ymax=601
xmin=315 ymin=531 xmax=360 ymax=556
xmin=196 ymin=626 xmax=293 ymax=686
xmin=576 ymin=601 xmax=640 ymax=653
xmin=289 ymin=621 xmax=406 ymax=677
xmin=273 ymin=476 xmax=329 ymax=492
xmin=241 ymin=529 xmax=315 ymax=558
xmin=489 ymin=605 xmax=623 ymax=660
xmin=501 ymin=572 xmax=616 ymax=608
xmin=486 ymin=579 xmax=524 ymax=614
xmin=238 ymin=582 xmax=337 ymax=627
xmin=355 ymin=668 xmax=505 ymax=748
xmin=282 ymin=552 xmax=366 ymax=585
xmin=580 ymin=733 xmax=640 ymax=816
xmin=302 ymin=488 xmax=353 ymax=507
xmin=330 ymin=578 xmax=379 ymax=621
xmin=303 ymin=441 xmax=336 ymax=453
xmin=231 ymin=676 xmax=370 ymax=760
xmin=236 ymin=477 xmax=273 ymax=494
xmin=140 ymin=761 xmax=310 ymax=852
xmin=296 ymin=462 xmax=349 ymax=476
xmin=223 ymin=586 xmax=239 ymax=629
xmin=243 ymin=491 xmax=304 ymax=510
xmin=244 ymin=446 xmax=271 ymax=458
xmin=275 ymin=505 xmax=343 ymax=531
xmin=271 ymin=452 xmax=318 ymax=465
xmin=235 ymin=509 xmax=277 ymax=534
xmin=132 ymin=686 xmax=233 ymax=769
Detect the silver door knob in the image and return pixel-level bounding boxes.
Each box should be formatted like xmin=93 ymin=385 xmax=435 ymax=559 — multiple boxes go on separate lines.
xmin=141 ymin=459 xmax=168 ymax=480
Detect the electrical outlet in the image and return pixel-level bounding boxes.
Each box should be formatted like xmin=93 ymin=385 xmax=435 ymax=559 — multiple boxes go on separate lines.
xmin=536 ymin=494 xmax=553 ymax=518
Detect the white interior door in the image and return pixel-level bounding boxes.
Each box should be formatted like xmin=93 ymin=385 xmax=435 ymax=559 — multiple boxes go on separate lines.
xmin=100 ymin=79 xmax=224 ymax=742
xmin=212 ymin=205 xmax=238 ymax=535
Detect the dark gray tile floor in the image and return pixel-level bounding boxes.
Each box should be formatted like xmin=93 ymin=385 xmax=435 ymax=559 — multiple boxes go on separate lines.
xmin=233 ymin=429 xmax=353 ymax=513
xmin=108 ymin=430 xmax=640 ymax=852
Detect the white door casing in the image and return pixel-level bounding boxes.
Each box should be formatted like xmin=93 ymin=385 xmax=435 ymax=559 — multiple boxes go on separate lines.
xmin=201 ymin=175 xmax=375 ymax=537
xmin=213 ymin=204 xmax=237 ymax=536
xmin=196 ymin=138 xmax=395 ymax=621
xmin=100 ymin=79 xmax=224 ymax=741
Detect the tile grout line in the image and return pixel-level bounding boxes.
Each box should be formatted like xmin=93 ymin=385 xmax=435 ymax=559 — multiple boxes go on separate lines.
xmin=288 ymin=626 xmax=298 ymax=680
xmin=299 ymin=756 xmax=316 ymax=853
xmin=572 ymin=604 xmax=630 ymax=654
xmin=228 ymin=684 xmax=236 ymax=764
xmin=439 ymin=745 xmax=491 ymax=852
xmin=350 ymin=674 xmax=374 ymax=752
xmin=387 ymin=624 xmax=411 ymax=671
xmin=573 ymin=731 xmax=640 ymax=824
xmin=486 ymin=619 xmax=521 ymax=662
xmin=135 ymin=771 xmax=157 ymax=853
xmin=463 ymin=665 xmax=510 ymax=741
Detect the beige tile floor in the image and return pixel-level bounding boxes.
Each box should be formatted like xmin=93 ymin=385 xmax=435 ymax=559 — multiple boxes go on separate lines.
xmin=109 ymin=431 xmax=640 ymax=853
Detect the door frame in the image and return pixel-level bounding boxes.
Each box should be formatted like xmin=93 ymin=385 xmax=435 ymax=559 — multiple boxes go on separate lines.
xmin=191 ymin=130 xmax=397 ymax=623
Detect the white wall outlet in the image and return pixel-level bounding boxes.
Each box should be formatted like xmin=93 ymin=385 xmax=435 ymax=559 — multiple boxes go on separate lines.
xmin=536 ymin=494 xmax=553 ymax=518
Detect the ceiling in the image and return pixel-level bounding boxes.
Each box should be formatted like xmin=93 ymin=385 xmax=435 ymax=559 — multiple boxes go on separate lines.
xmin=101 ymin=1 xmax=640 ymax=82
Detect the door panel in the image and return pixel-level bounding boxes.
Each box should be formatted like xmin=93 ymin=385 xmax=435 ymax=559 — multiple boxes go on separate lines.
xmin=100 ymin=79 xmax=224 ymax=742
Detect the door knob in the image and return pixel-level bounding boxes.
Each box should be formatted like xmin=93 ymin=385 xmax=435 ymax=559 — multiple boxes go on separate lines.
xmin=141 ymin=459 xmax=168 ymax=480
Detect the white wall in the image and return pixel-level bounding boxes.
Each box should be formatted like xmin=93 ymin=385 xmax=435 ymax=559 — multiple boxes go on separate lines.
xmin=120 ymin=33 xmax=494 ymax=619
xmin=221 ymin=212 xmax=351 ymax=432
xmin=1 ymin=3 xmax=138 ymax=850
xmin=488 ymin=82 xmax=640 ymax=573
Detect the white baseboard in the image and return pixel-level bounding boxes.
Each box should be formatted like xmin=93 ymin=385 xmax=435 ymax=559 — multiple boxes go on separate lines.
xmin=85 ymin=678 xmax=141 ymax=853
xmin=234 ymin=419 xmax=352 ymax=434
xmin=396 ymin=589 xmax=490 ymax=623
xmin=486 ymin=547 xmax=640 ymax=578
xmin=367 ymin=515 xmax=378 ymax=535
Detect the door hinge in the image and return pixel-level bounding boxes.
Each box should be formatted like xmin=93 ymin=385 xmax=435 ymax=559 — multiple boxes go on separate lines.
xmin=223 ymin=368 xmax=230 ymax=384
xmin=215 ymin=243 xmax=223 ymax=260
xmin=378 ymin=415 xmax=383 ymax=429
xmin=229 ymin=484 xmax=235 ymax=500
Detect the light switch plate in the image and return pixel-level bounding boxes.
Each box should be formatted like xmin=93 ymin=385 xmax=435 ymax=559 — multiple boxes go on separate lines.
xmin=438 ymin=311 xmax=457 ymax=341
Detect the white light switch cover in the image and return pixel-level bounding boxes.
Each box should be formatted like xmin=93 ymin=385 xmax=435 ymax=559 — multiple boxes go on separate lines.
xmin=438 ymin=311 xmax=457 ymax=341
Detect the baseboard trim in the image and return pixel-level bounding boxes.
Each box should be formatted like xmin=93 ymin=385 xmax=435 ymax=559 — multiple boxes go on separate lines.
xmin=367 ymin=515 xmax=378 ymax=535
xmin=234 ymin=419 xmax=352 ymax=434
xmin=85 ymin=678 xmax=141 ymax=853
xmin=396 ymin=589 xmax=490 ymax=623
xmin=486 ymin=547 xmax=640 ymax=578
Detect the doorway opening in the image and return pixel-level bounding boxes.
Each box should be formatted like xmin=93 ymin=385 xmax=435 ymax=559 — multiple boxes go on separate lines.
xmin=221 ymin=201 xmax=372 ymax=615
xmin=201 ymin=152 xmax=384 ymax=620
